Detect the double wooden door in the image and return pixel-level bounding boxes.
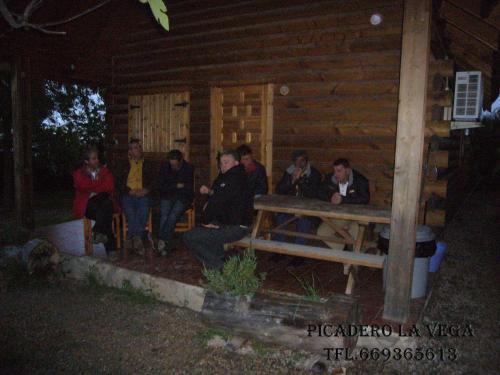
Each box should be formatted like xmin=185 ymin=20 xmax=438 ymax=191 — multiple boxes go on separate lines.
xmin=210 ymin=84 xmax=273 ymax=185
xmin=128 ymin=91 xmax=190 ymax=158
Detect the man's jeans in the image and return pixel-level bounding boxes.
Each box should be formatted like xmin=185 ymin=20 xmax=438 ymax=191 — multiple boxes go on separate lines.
xmin=183 ymin=225 xmax=249 ymax=270
xmin=159 ymin=199 xmax=189 ymax=242
xmin=273 ymin=213 xmax=314 ymax=245
xmin=122 ymin=195 xmax=150 ymax=239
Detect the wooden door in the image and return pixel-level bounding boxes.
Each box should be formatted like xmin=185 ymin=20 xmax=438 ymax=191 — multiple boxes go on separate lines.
xmin=210 ymin=84 xmax=273 ymax=185
xmin=128 ymin=91 xmax=190 ymax=158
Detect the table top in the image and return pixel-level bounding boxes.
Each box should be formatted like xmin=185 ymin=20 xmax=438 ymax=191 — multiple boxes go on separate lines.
xmin=254 ymin=195 xmax=391 ymax=224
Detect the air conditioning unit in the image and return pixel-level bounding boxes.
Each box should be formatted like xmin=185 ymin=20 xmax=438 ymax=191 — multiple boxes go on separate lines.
xmin=453 ymin=71 xmax=483 ymax=121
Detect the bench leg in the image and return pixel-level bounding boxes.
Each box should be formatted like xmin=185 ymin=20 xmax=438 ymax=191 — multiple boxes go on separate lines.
xmin=251 ymin=210 xmax=264 ymax=239
xmin=344 ymin=224 xmax=367 ymax=294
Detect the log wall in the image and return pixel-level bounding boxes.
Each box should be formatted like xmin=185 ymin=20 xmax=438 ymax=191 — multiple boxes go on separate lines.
xmin=107 ymin=0 xmax=453 ymax=225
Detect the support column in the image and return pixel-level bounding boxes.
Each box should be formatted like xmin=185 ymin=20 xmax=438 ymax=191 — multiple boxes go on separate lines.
xmin=383 ymin=0 xmax=431 ymax=322
xmin=11 ymin=55 xmax=34 ymax=229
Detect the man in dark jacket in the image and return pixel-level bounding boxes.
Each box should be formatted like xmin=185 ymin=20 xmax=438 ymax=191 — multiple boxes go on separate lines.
xmin=158 ymin=149 xmax=194 ymax=254
xmin=111 ymin=139 xmax=157 ymax=254
xmin=274 ymin=150 xmax=321 ymax=247
xmin=317 ymin=158 xmax=370 ymax=253
xmin=236 ymin=144 xmax=268 ymax=197
xmin=183 ymin=150 xmax=252 ymax=270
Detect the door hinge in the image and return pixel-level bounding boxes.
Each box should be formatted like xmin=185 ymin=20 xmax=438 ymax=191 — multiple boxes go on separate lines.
xmin=129 ymin=104 xmax=140 ymax=110
xmin=174 ymin=101 xmax=189 ymax=108
xmin=174 ymin=137 xmax=187 ymax=143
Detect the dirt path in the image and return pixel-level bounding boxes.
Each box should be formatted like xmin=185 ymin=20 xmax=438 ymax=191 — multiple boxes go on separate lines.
xmin=0 ymin=278 xmax=308 ymax=375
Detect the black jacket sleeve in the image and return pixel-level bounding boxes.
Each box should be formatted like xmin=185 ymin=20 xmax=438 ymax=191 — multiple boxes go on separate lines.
xmin=254 ymin=164 xmax=268 ymax=195
xmin=275 ymin=171 xmax=294 ymax=195
xmin=342 ymin=173 xmax=370 ymax=204
xmin=318 ymin=173 xmax=336 ymax=201
xmin=158 ymin=164 xmax=177 ymax=195
xmin=298 ymin=168 xmax=322 ymax=199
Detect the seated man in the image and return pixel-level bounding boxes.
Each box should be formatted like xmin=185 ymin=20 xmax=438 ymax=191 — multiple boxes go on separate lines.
xmin=73 ymin=145 xmax=118 ymax=259
xmin=158 ymin=149 xmax=194 ymax=255
xmin=274 ymin=149 xmax=322 ymax=246
xmin=112 ymin=138 xmax=157 ymax=254
xmin=183 ymin=150 xmax=252 ymax=271
xmin=236 ymin=144 xmax=268 ymax=197
xmin=317 ymin=158 xmax=370 ymax=252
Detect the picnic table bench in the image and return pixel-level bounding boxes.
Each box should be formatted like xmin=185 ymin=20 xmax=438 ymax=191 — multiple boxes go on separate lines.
xmin=232 ymin=194 xmax=391 ymax=294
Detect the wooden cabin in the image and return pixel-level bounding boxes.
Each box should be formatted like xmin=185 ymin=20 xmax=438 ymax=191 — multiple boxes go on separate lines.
xmin=1 ymin=0 xmax=499 ymax=321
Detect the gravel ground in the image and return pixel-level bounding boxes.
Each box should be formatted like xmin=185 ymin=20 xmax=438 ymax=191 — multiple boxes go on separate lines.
xmin=0 ymin=183 xmax=499 ymax=374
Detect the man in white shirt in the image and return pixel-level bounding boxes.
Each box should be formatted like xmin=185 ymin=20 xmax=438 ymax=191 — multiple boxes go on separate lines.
xmin=316 ymin=158 xmax=370 ymax=252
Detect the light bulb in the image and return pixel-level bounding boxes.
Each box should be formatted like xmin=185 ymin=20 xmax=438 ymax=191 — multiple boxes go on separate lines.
xmin=370 ymin=13 xmax=383 ymax=26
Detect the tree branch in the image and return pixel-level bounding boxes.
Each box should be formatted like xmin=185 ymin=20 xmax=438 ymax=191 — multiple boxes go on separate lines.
xmin=0 ymin=0 xmax=113 ymax=36
xmin=39 ymin=0 xmax=113 ymax=28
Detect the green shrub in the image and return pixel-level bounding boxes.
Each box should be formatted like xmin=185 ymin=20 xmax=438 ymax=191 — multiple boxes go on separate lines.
xmin=202 ymin=249 xmax=266 ymax=297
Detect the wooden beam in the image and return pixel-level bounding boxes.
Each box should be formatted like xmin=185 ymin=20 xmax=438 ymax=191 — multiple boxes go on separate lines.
xmin=383 ymin=0 xmax=431 ymax=322
xmin=441 ymin=1 xmax=499 ymax=51
xmin=11 ymin=56 xmax=34 ymax=229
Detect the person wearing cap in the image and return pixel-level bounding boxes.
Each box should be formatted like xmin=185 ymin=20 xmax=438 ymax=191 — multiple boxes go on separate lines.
xmin=236 ymin=144 xmax=268 ymax=197
xmin=316 ymin=158 xmax=370 ymax=253
xmin=274 ymin=149 xmax=322 ymax=248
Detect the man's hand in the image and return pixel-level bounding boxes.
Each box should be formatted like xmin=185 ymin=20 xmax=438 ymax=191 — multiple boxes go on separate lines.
xmin=176 ymin=182 xmax=185 ymax=189
xmin=129 ymin=189 xmax=139 ymax=197
xmin=202 ymin=223 xmax=219 ymax=229
xmin=200 ymin=185 xmax=211 ymax=195
xmin=292 ymin=168 xmax=303 ymax=183
xmin=331 ymin=192 xmax=342 ymax=205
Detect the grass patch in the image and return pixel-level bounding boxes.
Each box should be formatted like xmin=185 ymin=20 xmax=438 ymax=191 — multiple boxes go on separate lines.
xmin=288 ymin=270 xmax=322 ymax=302
xmin=118 ymin=279 xmax=157 ymax=305
xmin=84 ymin=265 xmax=157 ymax=304
xmin=202 ymin=249 xmax=266 ymax=297
xmin=196 ymin=328 xmax=231 ymax=345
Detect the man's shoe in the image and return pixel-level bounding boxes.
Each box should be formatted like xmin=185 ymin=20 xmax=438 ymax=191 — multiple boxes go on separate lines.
xmin=158 ymin=240 xmax=168 ymax=256
xmin=133 ymin=235 xmax=145 ymax=255
xmin=125 ymin=238 xmax=134 ymax=251
xmin=92 ymin=231 xmax=108 ymax=245
xmin=107 ymin=251 xmax=119 ymax=262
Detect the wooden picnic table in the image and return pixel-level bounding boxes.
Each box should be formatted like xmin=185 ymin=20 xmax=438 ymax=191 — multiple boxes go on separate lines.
xmin=233 ymin=194 xmax=391 ymax=294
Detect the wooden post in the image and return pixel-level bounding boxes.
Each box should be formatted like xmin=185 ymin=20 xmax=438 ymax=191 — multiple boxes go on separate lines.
xmin=1 ymin=62 xmax=14 ymax=211
xmin=11 ymin=56 xmax=34 ymax=229
xmin=383 ymin=0 xmax=431 ymax=322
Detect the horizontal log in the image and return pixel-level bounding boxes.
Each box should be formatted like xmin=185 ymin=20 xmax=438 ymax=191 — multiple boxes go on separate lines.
xmin=117 ymin=34 xmax=403 ymax=75
xmin=123 ymin=1 xmax=402 ymax=49
xmin=113 ymin=50 xmax=402 ymax=82
xmin=201 ymin=289 xmax=361 ymax=352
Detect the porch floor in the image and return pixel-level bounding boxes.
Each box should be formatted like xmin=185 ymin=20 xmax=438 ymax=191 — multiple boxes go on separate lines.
xmin=35 ymin=219 xmax=425 ymax=327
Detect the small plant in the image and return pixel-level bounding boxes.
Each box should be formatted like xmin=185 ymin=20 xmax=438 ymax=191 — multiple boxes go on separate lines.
xmin=288 ymin=270 xmax=322 ymax=302
xmin=119 ymin=279 xmax=157 ymax=305
xmin=196 ymin=328 xmax=231 ymax=345
xmin=85 ymin=264 xmax=105 ymax=291
xmin=202 ymin=249 xmax=266 ymax=297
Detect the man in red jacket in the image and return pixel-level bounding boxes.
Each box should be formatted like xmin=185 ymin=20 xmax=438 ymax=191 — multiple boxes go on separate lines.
xmin=73 ymin=146 xmax=118 ymax=258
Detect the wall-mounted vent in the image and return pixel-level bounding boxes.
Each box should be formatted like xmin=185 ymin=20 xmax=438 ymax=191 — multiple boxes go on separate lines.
xmin=453 ymin=71 xmax=483 ymax=121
